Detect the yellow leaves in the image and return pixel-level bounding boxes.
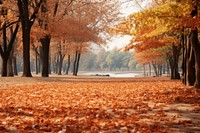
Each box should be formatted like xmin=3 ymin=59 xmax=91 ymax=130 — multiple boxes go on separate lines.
xmin=134 ymin=2 xmax=190 ymax=37
xmin=130 ymin=29 xmax=135 ymax=35
xmin=112 ymin=1 xmax=193 ymax=55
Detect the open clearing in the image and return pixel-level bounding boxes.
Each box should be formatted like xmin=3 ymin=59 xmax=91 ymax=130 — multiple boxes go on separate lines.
xmin=0 ymin=76 xmax=200 ymax=132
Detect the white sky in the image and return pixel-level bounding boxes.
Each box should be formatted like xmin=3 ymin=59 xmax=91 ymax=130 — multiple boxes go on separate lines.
xmin=90 ymin=0 xmax=151 ymax=52
xmin=104 ymin=0 xmax=151 ymax=51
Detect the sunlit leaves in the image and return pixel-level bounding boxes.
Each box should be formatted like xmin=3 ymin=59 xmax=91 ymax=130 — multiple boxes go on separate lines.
xmin=134 ymin=46 xmax=169 ymax=64
xmin=110 ymin=1 xmax=192 ymax=67
xmin=131 ymin=2 xmax=191 ymax=38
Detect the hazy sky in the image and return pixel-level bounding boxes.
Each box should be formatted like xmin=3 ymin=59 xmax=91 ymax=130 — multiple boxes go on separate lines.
xmin=104 ymin=0 xmax=151 ymax=51
xmin=90 ymin=0 xmax=150 ymax=52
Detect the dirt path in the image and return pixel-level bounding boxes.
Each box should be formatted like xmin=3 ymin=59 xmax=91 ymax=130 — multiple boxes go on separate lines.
xmin=0 ymin=74 xmax=171 ymax=84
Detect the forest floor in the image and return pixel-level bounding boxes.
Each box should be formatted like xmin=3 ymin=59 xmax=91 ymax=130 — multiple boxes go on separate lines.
xmin=0 ymin=75 xmax=200 ymax=133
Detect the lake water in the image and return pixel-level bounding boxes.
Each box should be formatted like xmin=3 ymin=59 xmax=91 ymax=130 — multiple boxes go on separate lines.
xmin=80 ymin=71 xmax=142 ymax=78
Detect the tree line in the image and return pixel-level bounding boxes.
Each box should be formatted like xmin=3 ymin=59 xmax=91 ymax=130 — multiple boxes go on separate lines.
xmin=111 ymin=0 xmax=200 ymax=88
xmin=0 ymin=0 xmax=120 ymax=77
xmin=78 ymin=48 xmax=138 ymax=71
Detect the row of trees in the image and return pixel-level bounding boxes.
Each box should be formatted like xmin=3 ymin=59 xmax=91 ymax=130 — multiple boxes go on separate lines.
xmin=0 ymin=48 xmax=138 ymax=75
xmin=78 ymin=48 xmax=138 ymax=71
xmin=0 ymin=46 xmax=176 ymax=76
xmin=0 ymin=0 xmax=121 ymax=77
xmin=111 ymin=0 xmax=200 ymax=88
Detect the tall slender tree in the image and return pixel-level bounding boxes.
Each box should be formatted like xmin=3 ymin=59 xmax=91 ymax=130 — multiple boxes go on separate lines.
xmin=0 ymin=23 xmax=19 ymax=77
xmin=0 ymin=1 xmax=19 ymax=77
xmin=17 ymin=0 xmax=43 ymax=77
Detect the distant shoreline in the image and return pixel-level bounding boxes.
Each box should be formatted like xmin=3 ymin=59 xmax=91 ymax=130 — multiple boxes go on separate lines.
xmin=78 ymin=71 xmax=143 ymax=78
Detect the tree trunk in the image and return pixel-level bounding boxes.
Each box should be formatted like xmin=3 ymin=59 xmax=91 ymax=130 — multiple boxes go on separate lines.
xmin=35 ymin=51 xmax=38 ymax=74
xmin=75 ymin=52 xmax=81 ymax=76
xmin=13 ymin=56 xmax=18 ymax=75
xmin=18 ymin=0 xmax=32 ymax=77
xmin=40 ymin=36 xmax=50 ymax=77
xmin=7 ymin=33 xmax=14 ymax=77
xmin=49 ymin=52 xmax=51 ymax=74
xmin=1 ymin=58 xmax=8 ymax=77
xmin=56 ymin=55 xmax=59 ymax=74
xmin=58 ymin=53 xmax=64 ymax=75
xmin=152 ymin=63 xmax=158 ymax=76
xmin=73 ymin=51 xmax=78 ymax=76
xmin=39 ymin=46 xmax=42 ymax=73
xmin=32 ymin=46 xmax=40 ymax=74
xmin=159 ymin=64 xmax=162 ymax=76
xmin=0 ymin=23 xmax=19 ymax=77
xmin=0 ymin=24 xmax=8 ymax=77
xmin=22 ymin=28 xmax=32 ymax=77
xmin=181 ymin=29 xmax=186 ymax=84
xmin=185 ymin=34 xmax=196 ymax=85
xmin=190 ymin=29 xmax=200 ymax=88
xmin=66 ymin=55 xmax=71 ymax=75
xmin=7 ymin=54 xmax=14 ymax=76
xmin=169 ymin=45 xmax=181 ymax=79
xmin=149 ymin=63 xmax=151 ymax=76
xmin=17 ymin=0 xmax=42 ymax=77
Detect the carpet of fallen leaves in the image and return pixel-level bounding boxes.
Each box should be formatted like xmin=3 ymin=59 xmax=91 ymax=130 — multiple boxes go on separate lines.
xmin=0 ymin=76 xmax=200 ymax=133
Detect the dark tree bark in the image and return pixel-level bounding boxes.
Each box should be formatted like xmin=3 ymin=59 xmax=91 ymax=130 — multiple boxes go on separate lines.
xmin=181 ymin=30 xmax=186 ymax=84
xmin=185 ymin=35 xmax=196 ymax=86
xmin=73 ymin=51 xmax=78 ymax=76
xmin=152 ymin=63 xmax=159 ymax=76
xmin=17 ymin=0 xmax=42 ymax=77
xmin=39 ymin=0 xmax=61 ymax=77
xmin=66 ymin=55 xmax=71 ymax=75
xmin=58 ymin=53 xmax=65 ymax=75
xmin=58 ymin=57 xmax=62 ymax=75
xmin=8 ymin=54 xmax=14 ymax=76
xmin=7 ymin=26 xmax=15 ymax=77
xmin=0 ymin=23 xmax=19 ymax=77
xmin=182 ymin=0 xmax=200 ymax=88
xmin=2 ymin=58 xmax=8 ymax=77
xmin=75 ymin=52 xmax=81 ymax=76
xmin=190 ymin=29 xmax=200 ymax=88
xmin=168 ymin=44 xmax=181 ymax=79
xmin=40 ymin=36 xmax=50 ymax=77
xmin=39 ymin=46 xmax=42 ymax=73
xmin=22 ymin=26 xmax=32 ymax=77
xmin=57 ymin=44 xmax=65 ymax=75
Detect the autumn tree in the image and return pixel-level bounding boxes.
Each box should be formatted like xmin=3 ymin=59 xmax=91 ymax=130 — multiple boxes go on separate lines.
xmin=181 ymin=0 xmax=200 ymax=88
xmin=0 ymin=1 xmax=19 ymax=77
xmin=17 ymin=0 xmax=43 ymax=77
xmin=45 ymin=0 xmax=120 ymax=76
xmin=111 ymin=1 xmax=191 ymax=79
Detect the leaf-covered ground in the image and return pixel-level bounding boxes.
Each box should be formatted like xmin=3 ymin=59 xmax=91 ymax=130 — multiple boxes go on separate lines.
xmin=0 ymin=76 xmax=200 ymax=133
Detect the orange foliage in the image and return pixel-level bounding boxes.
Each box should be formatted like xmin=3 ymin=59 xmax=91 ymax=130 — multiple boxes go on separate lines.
xmin=133 ymin=39 xmax=167 ymax=52
xmin=134 ymin=50 xmax=165 ymax=64
xmin=0 ymin=78 xmax=199 ymax=132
